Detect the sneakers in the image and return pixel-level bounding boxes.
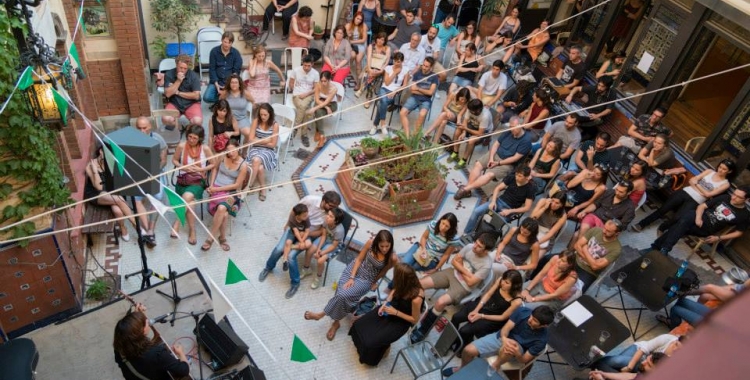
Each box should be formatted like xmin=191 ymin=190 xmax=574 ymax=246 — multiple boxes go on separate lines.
xmin=387 ymin=103 xmax=397 ymax=112
xmin=258 ymin=268 xmax=270 ymax=282
xmin=143 ymin=234 xmax=156 ymax=248
xmin=311 ymin=276 xmax=321 ymax=289
xmin=442 ymin=367 xmax=458 ymax=377
xmin=455 ymin=159 xmax=466 ymax=169
xmin=409 ymin=328 xmax=426 ymax=344
xmin=282 ymin=260 xmax=289 ymax=271
xmin=300 ymin=267 xmax=313 ymax=279
xmin=447 ymin=152 xmax=458 ymax=163
xmin=363 ymin=101 xmax=371 ymax=109
xmin=630 ymin=223 xmax=643 ymax=232
xmin=354 ymin=88 xmax=363 ymax=98
xmin=369 ymin=127 xmax=377 ymax=135
xmin=285 ymin=284 xmax=300 ymax=299
xmin=381 ymin=126 xmax=388 ymax=135
xmin=121 ymin=233 xmax=131 ymax=242
xmin=454 ymin=186 xmax=471 ymax=200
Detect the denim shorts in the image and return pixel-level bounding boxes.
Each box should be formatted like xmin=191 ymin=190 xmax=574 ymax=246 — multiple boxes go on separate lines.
xmin=403 ymin=96 xmax=432 ymax=112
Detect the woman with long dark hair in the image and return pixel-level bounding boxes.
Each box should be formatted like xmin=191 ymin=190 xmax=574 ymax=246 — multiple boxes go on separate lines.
xmin=450 ymin=269 xmax=524 ymax=352
xmin=346 ymin=12 xmax=369 ymax=90
xmin=114 ymin=304 xmax=189 ymax=380
xmin=305 ymin=230 xmax=396 ymax=341
xmin=423 ymin=87 xmax=470 ymax=144
xmin=84 ymin=143 xmax=136 ymax=241
xmin=530 ymin=191 xmax=568 ymax=255
xmin=355 ymin=32 xmax=391 ymax=102
xmin=203 ymin=138 xmax=248 ymax=251
xmin=522 ymin=249 xmax=579 ymax=311
xmin=492 ymin=218 xmax=541 ymax=277
xmin=399 ymin=212 xmax=460 ymax=274
xmin=349 ymin=263 xmax=424 ymax=365
xmin=245 ymin=103 xmax=279 ymax=202
xmin=565 ymin=165 xmax=609 ymax=218
xmin=520 ymin=88 xmax=552 ymax=141
xmin=529 ymin=137 xmax=562 ymax=191
xmin=208 ymin=99 xmax=239 ymax=153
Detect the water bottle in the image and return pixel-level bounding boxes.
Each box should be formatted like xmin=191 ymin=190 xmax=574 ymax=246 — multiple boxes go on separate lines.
xmin=676 ymin=261 xmax=689 ymax=278
xmin=667 ymin=284 xmax=678 ymax=298
xmin=382 ymin=302 xmax=391 ymax=317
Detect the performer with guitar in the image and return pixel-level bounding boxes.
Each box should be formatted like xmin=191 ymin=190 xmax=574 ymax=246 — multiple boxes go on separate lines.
xmin=114 ymin=292 xmax=191 ymax=380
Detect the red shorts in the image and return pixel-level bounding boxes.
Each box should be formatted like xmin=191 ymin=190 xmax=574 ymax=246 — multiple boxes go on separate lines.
xmin=581 ymin=213 xmax=605 ymax=229
xmin=166 ymin=102 xmax=203 ymax=121
xmin=322 ymin=63 xmax=350 ymax=85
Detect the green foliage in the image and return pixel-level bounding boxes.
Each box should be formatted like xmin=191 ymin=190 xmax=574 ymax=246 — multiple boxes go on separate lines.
xmin=149 ymin=35 xmax=168 ymax=60
xmin=360 ymin=137 xmax=379 ymax=149
xmin=85 ymin=278 xmax=112 ymax=301
xmin=313 ymin=25 xmax=323 ymax=34
xmin=357 ymin=167 xmax=386 ymax=187
xmin=150 ymin=0 xmax=200 ymax=50
xmin=481 ymin=0 xmax=509 ymax=16
xmin=0 ymin=9 xmax=71 ymax=245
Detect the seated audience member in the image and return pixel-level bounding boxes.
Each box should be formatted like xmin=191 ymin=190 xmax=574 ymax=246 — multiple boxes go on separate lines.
xmin=497 ymin=80 xmax=535 ymax=123
xmin=370 ymin=52 xmax=407 ymax=135
xmin=410 ymin=233 xmax=496 ymax=342
xmin=588 ymin=353 xmax=667 ymax=380
xmin=522 ymin=250 xmax=579 ymax=311
xmin=435 ymin=13 xmax=460 ymax=61
xmin=463 ymin=167 xmax=536 ymax=235
xmin=400 ymin=32 xmax=427 ymax=75
xmin=204 ymin=32 xmax=243 ymax=104
xmin=472 ymin=60 xmax=508 ymax=107
xmin=571 ymin=181 xmax=635 ymax=245
xmin=349 ymin=263 xmax=424 ymax=366
xmin=155 ymin=54 xmax=202 ymax=130
xmin=305 ymin=230 xmax=395 ymax=341
xmin=322 ymin=25 xmax=353 ymax=84
xmin=646 ymin=186 xmax=749 ymax=256
xmin=450 ymin=270 xmax=524 ymax=352
xmin=560 ymin=132 xmax=612 ymax=181
xmin=492 ymin=218 xmax=541 ymax=277
xmin=400 ymin=57 xmax=438 ymax=137
xmin=222 ymin=74 xmax=255 ymax=156
xmin=613 ymin=107 xmax=671 ymax=152
xmin=263 ymin=0 xmax=298 ymax=40
xmin=485 ymin=31 xmax=515 ymax=62
xmin=454 ymin=117 xmax=531 ymax=198
xmin=443 ymin=306 xmax=554 ymax=377
xmin=519 ymin=88 xmax=552 ymax=141
xmin=114 ymin=303 xmax=189 ymax=379
xmin=245 ymin=103 xmax=279 ymax=202
xmin=203 ymin=138 xmax=248 ymax=252
xmin=133 ymin=117 xmax=168 ymax=246
xmin=305 ymin=71 xmax=339 ymax=148
xmin=540 ymin=113 xmax=582 ymax=163
xmin=423 ymin=87 xmax=470 ymax=144
xmin=259 ymin=191 xmax=342 ymax=298
xmin=657 ymin=276 xmax=750 ymax=329
xmin=400 ymin=0 xmax=423 ymax=24
xmin=281 ymin=203 xmax=312 ymax=271
xmin=289 ymin=6 xmax=314 ymax=49
xmin=245 ymin=46 xmax=285 ymax=109
xmin=565 ymin=76 xmax=615 ymax=140
xmin=450 ymin=21 xmax=482 ymax=69
xmin=448 ymin=43 xmax=482 ymax=94
xmin=447 ymin=99 xmax=496 ymax=170
xmin=85 ymin=144 xmax=136 ymax=241
xmin=420 ymin=25 xmax=447 ymax=82
xmin=529 ymin=137 xmax=562 ymax=191
xmin=637 ymin=134 xmax=682 ymax=173
xmin=289 ymin=55 xmax=320 ymax=148
xmin=485 ymin=7 xmax=520 ymax=53
xmin=596 ymin=51 xmax=627 ymax=81
xmin=625 ymin=160 xmax=647 ymax=206
xmin=346 ymin=12 xmax=369 ymax=91
xmin=632 ymin=159 xmax=734 ymax=232
xmin=555 ymin=45 xmax=587 ymax=91
xmin=355 ymin=32 xmax=391 ymax=101
xmin=398 ymin=213 xmax=460 ymax=274
xmin=358 ymin=0 xmax=382 ymax=30
xmin=573 ymin=219 xmax=624 ymax=291
xmin=515 ymin=20 xmax=550 ymax=65
xmin=208 ymin=99 xmax=240 ymax=154
xmin=387 ymin=10 xmax=420 ymax=52
xmin=594 ymin=334 xmax=684 ymax=373
xmin=171 ymin=125 xmax=214 ymax=245
xmin=434 ymin=0 xmax=460 ymax=24
xmin=531 ymin=192 xmax=568 ymax=254
xmin=564 ymin=165 xmax=609 ymax=218
xmin=302 ymin=208 xmax=346 ymax=289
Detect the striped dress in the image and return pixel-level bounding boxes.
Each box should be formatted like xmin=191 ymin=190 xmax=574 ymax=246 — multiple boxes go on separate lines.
xmin=246 ymin=125 xmax=278 ymax=171
xmin=324 ymin=250 xmax=386 ymax=320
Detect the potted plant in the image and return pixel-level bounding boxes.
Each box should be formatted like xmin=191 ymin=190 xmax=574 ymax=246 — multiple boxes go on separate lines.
xmin=346 ymin=148 xmax=368 ymax=167
xmin=150 ymin=0 xmax=200 ymax=56
xmin=360 ymin=137 xmax=380 ymax=158
xmin=352 ymin=167 xmax=389 ymax=201
xmin=85 ymin=277 xmax=114 ymax=301
xmin=479 ymin=0 xmax=510 ymax=38
xmin=313 ymin=25 xmax=325 ymax=40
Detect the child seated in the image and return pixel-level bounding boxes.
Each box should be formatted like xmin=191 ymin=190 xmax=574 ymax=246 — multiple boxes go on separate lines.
xmin=302 ymin=208 xmax=346 ymax=289
xmin=283 ymin=203 xmax=312 ymax=271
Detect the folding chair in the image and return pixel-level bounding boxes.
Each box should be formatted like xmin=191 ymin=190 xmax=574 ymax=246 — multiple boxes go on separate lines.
xmin=230 ymin=162 xmax=254 ymax=236
xmin=156 ymin=59 xmax=176 ymax=99
xmin=270 ymin=103 xmax=295 ymax=184
xmin=487 ymin=344 xmax=549 ymax=380
xmin=390 ymin=318 xmax=462 ymax=379
xmin=322 ymin=210 xmax=359 ymax=286
xmin=458 ymin=270 xmax=495 ymax=304
xmin=150 ymin=109 xmax=181 ymax=153
xmin=197 ymin=27 xmax=224 ymax=74
xmin=283 ymin=70 xmax=294 ymax=105
xmin=332 ymin=81 xmax=345 ymax=134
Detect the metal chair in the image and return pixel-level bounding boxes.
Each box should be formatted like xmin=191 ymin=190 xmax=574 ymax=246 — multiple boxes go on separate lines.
xmin=270 ymin=103 xmax=295 ymax=184
xmin=486 ymin=344 xmax=549 ymax=380
xmin=322 ymin=210 xmax=359 ymax=286
xmin=150 ymin=109 xmax=181 ymax=153
xmin=283 ymin=69 xmax=294 ymax=105
xmin=230 ymin=162 xmax=254 ymax=236
xmin=272 ymin=12 xmax=282 ymax=35
xmin=390 ymin=318 xmax=462 ymax=379
xmin=458 ymin=270 xmax=495 ymax=305
xmin=197 ymin=27 xmax=223 ymax=74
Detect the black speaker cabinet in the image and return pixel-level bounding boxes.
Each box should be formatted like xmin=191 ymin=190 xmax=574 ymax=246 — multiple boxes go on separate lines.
xmin=232 ymin=365 xmax=266 ymax=380
xmin=197 ymin=313 xmax=249 ymax=370
xmin=104 ymin=127 xmax=161 ymax=197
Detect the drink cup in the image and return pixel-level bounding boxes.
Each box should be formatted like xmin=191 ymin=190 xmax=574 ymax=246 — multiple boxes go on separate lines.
xmin=599 ymin=330 xmax=611 ymax=344
xmin=617 ymin=272 xmax=627 ymax=284
xmin=640 ymin=258 xmax=651 ymax=270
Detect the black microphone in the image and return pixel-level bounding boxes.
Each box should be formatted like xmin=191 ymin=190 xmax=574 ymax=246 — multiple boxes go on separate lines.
xmin=150 ymin=313 xmax=172 ymax=324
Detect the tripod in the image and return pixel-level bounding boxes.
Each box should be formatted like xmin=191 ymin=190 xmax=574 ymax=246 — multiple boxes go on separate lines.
xmin=157 ymin=264 xmax=203 ymax=326
xmin=124 ymin=197 xmax=164 ymax=289
xmin=171 ymin=309 xmax=214 ymax=380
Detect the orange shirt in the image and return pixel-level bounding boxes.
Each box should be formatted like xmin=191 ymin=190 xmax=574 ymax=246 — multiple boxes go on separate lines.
xmin=289 ymin=14 xmax=311 ymax=48
xmin=542 ymin=261 xmax=577 ymax=300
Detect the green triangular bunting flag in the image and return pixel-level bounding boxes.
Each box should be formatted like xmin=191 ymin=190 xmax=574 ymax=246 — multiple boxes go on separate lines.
xmin=290 ymin=335 xmax=316 ymax=362
xmin=109 ymin=141 xmax=126 ymax=175
xmin=18 ymin=66 xmax=33 ymax=91
xmin=51 ymin=89 xmax=68 ymax=125
xmin=225 ymin=259 xmax=248 ymax=285
xmin=102 ymin=144 xmax=116 ymax=174
xmin=163 ymin=187 xmax=186 ymax=225
xmin=69 ymin=43 xmax=82 ymax=68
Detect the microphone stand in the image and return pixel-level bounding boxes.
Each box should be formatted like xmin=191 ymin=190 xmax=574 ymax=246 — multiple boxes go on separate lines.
xmin=157 ymin=264 xmax=203 ymax=326
xmin=172 ymin=309 xmax=214 ymax=380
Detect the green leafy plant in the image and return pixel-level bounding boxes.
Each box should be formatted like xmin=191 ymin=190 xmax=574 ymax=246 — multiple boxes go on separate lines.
xmin=150 ymin=0 xmax=200 ymax=54
xmin=0 ymin=8 xmax=71 ymax=245
xmin=481 ymin=0 xmax=509 ymax=16
xmin=149 ymin=35 xmax=168 ymax=61
xmin=85 ymin=278 xmax=112 ymax=301
xmin=357 ymin=167 xmax=386 ymax=187
xmin=313 ymin=25 xmax=324 ymax=34
xmin=360 ymin=137 xmax=379 ymax=149
xmin=379 ymin=136 xmax=398 ymax=150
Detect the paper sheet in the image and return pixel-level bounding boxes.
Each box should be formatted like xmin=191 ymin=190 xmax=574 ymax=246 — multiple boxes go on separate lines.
xmin=637 ymin=52 xmax=655 ymax=74
xmin=562 ymin=301 xmax=593 ymax=327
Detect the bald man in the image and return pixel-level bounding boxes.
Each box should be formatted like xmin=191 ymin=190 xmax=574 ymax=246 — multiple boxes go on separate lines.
xmin=133 ymin=117 xmax=168 ymax=247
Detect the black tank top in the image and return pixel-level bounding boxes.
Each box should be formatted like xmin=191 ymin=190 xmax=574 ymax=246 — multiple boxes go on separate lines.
xmin=457 ymin=59 xmax=479 ymax=82
xmin=481 ymin=290 xmax=521 ymax=315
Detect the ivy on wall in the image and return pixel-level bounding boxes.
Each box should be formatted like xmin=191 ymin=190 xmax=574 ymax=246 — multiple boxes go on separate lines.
xmin=0 ymin=8 xmax=71 ymax=245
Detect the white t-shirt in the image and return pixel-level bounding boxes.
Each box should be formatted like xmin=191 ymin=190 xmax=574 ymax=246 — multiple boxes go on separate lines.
xmin=383 ymin=65 xmax=407 ymax=92
xmin=298 ymin=195 xmax=325 ymax=230
xmin=478 ymin=71 xmax=508 ymax=96
xmin=290 ymin=67 xmax=320 ymax=96
xmin=454 ymin=244 xmax=492 ymax=292
xmin=419 ymin=35 xmax=441 ymax=58
xmin=400 ymin=44 xmax=426 ymax=74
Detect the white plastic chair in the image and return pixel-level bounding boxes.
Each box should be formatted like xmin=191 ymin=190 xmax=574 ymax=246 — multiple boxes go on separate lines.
xmin=156 ymin=58 xmax=176 ymax=96
xmin=332 ymin=81 xmax=345 ymax=134
xmin=283 ymin=47 xmax=308 ymax=71
xmin=271 ymin=103 xmax=295 ymax=184
xmin=486 ymin=344 xmax=549 ymax=380
xmin=197 ymin=27 xmax=224 ymax=74
xmin=636 ymin=191 xmax=647 ymax=212
xmin=229 ymin=162 xmax=254 ymax=236
xmin=272 ymin=12 xmax=283 ymax=35
xmin=283 ymin=70 xmax=294 ymax=105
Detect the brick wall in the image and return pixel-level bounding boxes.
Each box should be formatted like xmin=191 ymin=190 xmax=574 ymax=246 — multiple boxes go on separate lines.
xmin=108 ymin=0 xmax=151 ymax=117
xmin=87 ymin=59 xmax=129 ymax=116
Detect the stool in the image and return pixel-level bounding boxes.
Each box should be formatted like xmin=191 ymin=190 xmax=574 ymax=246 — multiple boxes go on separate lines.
xmin=273 ymin=12 xmax=282 ymax=35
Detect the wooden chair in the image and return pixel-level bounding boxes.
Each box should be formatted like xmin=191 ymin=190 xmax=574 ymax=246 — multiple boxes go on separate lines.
xmin=690 ymin=226 xmax=735 ymax=259
xmin=684 ymin=137 xmax=705 ymax=154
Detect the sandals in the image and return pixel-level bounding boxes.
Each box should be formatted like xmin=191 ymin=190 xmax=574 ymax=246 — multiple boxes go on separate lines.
xmin=219 ymin=237 xmax=230 ymax=252
xmin=188 ymin=234 xmax=197 ymax=245
xmin=201 ymin=239 xmax=213 ymax=251
xmin=259 ymin=192 xmax=267 ymax=202
xmin=326 ymin=323 xmax=340 ymax=341
xmin=316 ymin=135 xmax=326 ymax=149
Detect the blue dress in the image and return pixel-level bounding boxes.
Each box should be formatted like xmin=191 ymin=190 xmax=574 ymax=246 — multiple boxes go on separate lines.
xmin=324 ymin=250 xmax=386 ymax=320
